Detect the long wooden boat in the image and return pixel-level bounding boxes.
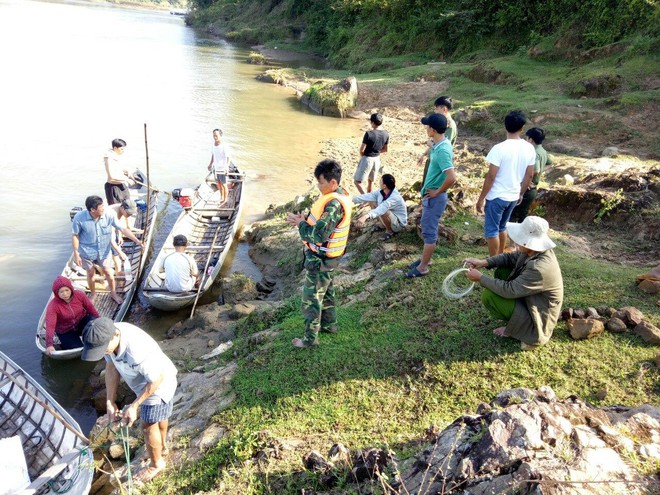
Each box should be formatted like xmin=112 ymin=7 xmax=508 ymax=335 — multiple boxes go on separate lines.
xmin=0 ymin=350 xmax=93 ymax=495
xmin=35 ymin=170 xmax=158 ymax=360
xmin=143 ymin=168 xmax=245 ymax=311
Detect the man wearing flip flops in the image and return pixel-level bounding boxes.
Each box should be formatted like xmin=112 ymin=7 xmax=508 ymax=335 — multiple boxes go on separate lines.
xmin=407 ymin=113 xmax=456 ymax=278
xmin=81 ymin=318 xmax=177 ymax=484
xmin=464 ymin=216 xmax=564 ymax=350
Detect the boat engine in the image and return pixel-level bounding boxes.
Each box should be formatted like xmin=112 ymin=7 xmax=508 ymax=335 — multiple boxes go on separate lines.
xmin=69 ymin=206 xmax=83 ymax=221
xmin=171 ymin=188 xmax=194 ymax=209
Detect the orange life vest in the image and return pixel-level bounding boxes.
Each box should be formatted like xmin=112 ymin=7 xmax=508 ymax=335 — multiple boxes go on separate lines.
xmin=303 ymin=190 xmax=352 ymax=259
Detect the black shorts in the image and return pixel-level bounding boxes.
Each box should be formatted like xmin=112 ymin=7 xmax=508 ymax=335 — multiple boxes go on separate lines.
xmin=105 ymin=182 xmax=130 ymax=206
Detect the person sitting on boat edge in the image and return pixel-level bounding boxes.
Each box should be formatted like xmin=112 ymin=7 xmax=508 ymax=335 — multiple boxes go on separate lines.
xmin=464 ymin=216 xmax=564 ymax=351
xmin=72 ymin=195 xmax=145 ymax=305
xmin=207 ymin=128 xmax=231 ymax=204
xmin=353 ymin=173 xmax=407 ymax=241
xmin=45 ymin=276 xmax=99 ymax=355
xmin=104 ymin=138 xmax=135 ymax=206
xmin=156 ymin=234 xmax=199 ymax=293
xmin=81 ymin=317 xmax=177 ymax=484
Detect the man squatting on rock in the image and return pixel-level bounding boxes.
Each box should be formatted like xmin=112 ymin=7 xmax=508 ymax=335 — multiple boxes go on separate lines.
xmin=82 ymin=317 xmax=178 ymax=483
xmin=465 ymin=216 xmax=564 ymax=350
xmin=286 ymin=159 xmax=352 ymax=348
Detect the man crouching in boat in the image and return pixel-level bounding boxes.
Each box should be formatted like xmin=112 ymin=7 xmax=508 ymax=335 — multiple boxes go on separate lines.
xmin=286 ymin=159 xmax=352 ymax=348
xmin=72 ymin=195 xmax=144 ymax=305
xmin=81 ymin=317 xmax=178 ymax=484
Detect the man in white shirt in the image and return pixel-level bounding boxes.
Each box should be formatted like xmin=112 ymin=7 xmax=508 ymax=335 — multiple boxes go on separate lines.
xmin=207 ymin=128 xmax=231 ymax=203
xmin=104 ymin=138 xmax=135 ymax=205
xmin=158 ymin=235 xmax=199 ymax=292
xmin=353 ymin=174 xmax=407 ymax=241
xmin=81 ymin=317 xmax=178 ymax=484
xmin=476 ymin=111 xmax=536 ymax=256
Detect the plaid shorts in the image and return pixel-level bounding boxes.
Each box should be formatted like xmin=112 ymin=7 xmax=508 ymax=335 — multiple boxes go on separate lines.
xmin=140 ymin=399 xmax=173 ymax=423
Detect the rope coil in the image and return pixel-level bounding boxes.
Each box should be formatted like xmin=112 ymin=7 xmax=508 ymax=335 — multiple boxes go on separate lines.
xmin=442 ymin=264 xmax=475 ymax=300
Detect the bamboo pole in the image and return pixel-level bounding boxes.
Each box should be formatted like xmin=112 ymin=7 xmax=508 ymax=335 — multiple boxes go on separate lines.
xmin=189 ymin=224 xmax=222 ymax=319
xmin=0 ymin=367 xmax=90 ymax=444
xmin=137 ymin=123 xmax=152 ymax=281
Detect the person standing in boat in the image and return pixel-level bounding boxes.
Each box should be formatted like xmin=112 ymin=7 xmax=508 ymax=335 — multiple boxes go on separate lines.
xmin=156 ymin=234 xmax=199 ymax=292
xmin=44 ymin=276 xmax=99 ymax=355
xmin=286 ymin=159 xmax=352 ymax=348
xmin=207 ymin=128 xmax=231 ymax=204
xmin=104 ymin=138 xmax=136 ymax=205
xmin=81 ymin=317 xmax=177 ymax=484
xmin=107 ymin=198 xmax=138 ymax=274
xmin=72 ymin=195 xmax=144 ymax=305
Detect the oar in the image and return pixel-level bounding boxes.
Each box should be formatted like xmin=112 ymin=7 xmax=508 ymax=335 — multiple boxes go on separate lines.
xmin=189 ymin=224 xmax=222 ymax=319
xmin=0 ymin=367 xmax=90 ymax=444
xmin=132 ymin=178 xmax=172 ymax=197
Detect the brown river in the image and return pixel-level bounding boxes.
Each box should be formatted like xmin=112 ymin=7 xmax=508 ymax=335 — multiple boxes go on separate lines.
xmin=0 ymin=0 xmax=362 ymax=432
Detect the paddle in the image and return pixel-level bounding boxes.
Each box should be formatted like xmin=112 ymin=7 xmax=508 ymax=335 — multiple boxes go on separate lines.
xmin=189 ymin=223 xmax=223 ymax=319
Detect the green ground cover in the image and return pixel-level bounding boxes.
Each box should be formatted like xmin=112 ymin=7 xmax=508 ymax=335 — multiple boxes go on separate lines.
xmin=144 ymin=212 xmax=659 ymax=495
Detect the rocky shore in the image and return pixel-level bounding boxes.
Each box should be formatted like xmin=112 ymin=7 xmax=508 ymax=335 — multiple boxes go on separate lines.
xmin=85 ymin=61 xmax=659 ymax=494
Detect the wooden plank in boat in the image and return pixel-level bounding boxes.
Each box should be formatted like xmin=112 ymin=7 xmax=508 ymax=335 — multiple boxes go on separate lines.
xmin=16 ymin=450 xmax=82 ymax=495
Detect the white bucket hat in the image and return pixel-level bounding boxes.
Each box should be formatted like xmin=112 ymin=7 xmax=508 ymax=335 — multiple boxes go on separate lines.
xmin=506 ymin=216 xmax=556 ymax=252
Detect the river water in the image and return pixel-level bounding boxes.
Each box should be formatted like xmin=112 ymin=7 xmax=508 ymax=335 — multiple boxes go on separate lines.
xmin=0 ymin=0 xmax=362 ymax=432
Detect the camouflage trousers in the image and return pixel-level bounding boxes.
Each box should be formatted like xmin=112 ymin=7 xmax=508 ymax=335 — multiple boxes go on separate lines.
xmin=301 ymin=268 xmax=337 ymax=345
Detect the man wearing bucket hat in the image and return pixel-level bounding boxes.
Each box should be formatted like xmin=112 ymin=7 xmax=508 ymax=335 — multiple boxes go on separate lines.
xmin=464 ymin=216 xmax=563 ymax=350
xmin=81 ymin=317 xmax=178 ymax=483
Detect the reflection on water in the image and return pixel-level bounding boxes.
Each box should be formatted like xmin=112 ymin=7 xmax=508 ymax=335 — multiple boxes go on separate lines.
xmin=0 ymin=0 xmax=362 ymax=433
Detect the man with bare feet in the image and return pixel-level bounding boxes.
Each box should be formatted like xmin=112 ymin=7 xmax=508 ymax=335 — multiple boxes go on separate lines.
xmin=72 ymin=195 xmax=144 ymax=304
xmin=208 ymin=128 xmax=231 ymax=203
xmin=81 ymin=318 xmax=177 ymax=484
xmin=464 ymin=216 xmax=563 ymax=350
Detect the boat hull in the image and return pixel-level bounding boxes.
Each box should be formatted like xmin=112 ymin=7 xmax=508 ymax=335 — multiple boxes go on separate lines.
xmin=143 ymin=170 xmax=244 ymax=311
xmin=0 ymin=351 xmax=93 ymax=494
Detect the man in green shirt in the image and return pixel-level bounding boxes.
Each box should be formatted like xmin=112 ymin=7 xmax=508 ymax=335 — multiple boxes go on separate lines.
xmin=407 ymin=113 xmax=456 ymax=278
xmin=417 ymin=96 xmax=458 ymax=184
xmin=510 ymin=127 xmax=552 ymax=222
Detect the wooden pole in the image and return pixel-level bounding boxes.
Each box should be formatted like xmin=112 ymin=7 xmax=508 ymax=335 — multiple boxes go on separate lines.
xmin=189 ymin=224 xmax=222 ymax=319
xmin=137 ymin=123 xmax=152 ymax=280
xmin=0 ymin=367 xmax=90 ymax=444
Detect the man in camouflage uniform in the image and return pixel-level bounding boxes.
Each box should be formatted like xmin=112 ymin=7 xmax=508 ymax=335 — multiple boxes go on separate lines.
xmin=286 ymin=159 xmax=352 ymax=348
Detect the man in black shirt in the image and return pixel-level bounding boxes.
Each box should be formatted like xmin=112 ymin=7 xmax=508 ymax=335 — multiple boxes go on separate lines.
xmin=353 ymin=113 xmax=389 ymax=194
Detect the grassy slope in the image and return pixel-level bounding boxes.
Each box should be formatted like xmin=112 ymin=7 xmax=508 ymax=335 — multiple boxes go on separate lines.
xmin=145 ymin=210 xmax=659 ymax=494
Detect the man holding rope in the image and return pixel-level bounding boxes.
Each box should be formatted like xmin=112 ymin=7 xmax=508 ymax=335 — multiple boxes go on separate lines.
xmin=464 ymin=216 xmax=563 ymax=350
xmin=81 ymin=318 xmax=178 ymax=484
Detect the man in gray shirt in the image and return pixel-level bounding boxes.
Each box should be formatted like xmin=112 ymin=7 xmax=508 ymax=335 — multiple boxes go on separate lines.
xmin=82 ymin=318 xmax=178 ymax=484
xmin=353 ymin=174 xmax=407 ymax=241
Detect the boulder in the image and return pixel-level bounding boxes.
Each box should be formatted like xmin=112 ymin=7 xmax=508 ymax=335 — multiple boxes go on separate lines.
xmin=228 ymin=303 xmax=257 ymax=320
xmin=619 ymin=306 xmax=644 ymax=327
xmin=573 ymin=308 xmax=586 ymax=319
xmin=606 ymin=317 xmax=628 ymax=333
xmin=585 ymin=307 xmax=600 ymax=318
xmin=567 ymin=318 xmax=605 ymax=340
xmin=633 ymin=321 xmax=660 ymax=345
xmin=638 ymin=279 xmax=660 ymax=294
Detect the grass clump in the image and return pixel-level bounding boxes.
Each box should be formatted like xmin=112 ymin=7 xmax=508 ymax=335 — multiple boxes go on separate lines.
xmin=144 ymin=210 xmax=659 ymax=494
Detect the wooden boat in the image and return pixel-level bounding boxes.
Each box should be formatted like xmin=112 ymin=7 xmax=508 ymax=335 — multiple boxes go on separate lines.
xmin=143 ymin=167 xmax=245 ymax=311
xmin=0 ymin=350 xmax=93 ymax=495
xmin=35 ymin=170 xmax=159 ymax=360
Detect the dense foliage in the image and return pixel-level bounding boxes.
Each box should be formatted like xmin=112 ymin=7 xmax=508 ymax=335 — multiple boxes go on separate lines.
xmin=188 ymin=0 xmax=659 ymax=67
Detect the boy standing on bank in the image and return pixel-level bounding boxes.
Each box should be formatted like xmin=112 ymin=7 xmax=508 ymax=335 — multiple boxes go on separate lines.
xmin=353 ymin=113 xmax=389 ymax=194
xmin=286 ymin=159 xmax=352 ymax=348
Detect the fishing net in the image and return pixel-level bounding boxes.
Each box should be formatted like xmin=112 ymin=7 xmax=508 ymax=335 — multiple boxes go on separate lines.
xmin=442 ymin=265 xmax=475 ymax=300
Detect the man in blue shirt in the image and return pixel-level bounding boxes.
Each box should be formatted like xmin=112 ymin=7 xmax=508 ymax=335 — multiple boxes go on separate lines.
xmin=407 ymin=113 xmax=456 ymax=278
xmin=72 ymin=195 xmax=144 ymax=304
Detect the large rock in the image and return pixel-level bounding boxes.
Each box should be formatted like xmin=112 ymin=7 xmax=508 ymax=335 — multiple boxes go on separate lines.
xmin=638 ymin=279 xmax=660 ymax=294
xmin=606 ymin=317 xmax=628 ymax=333
xmin=394 ymin=387 xmax=659 ymax=494
xmin=567 ymin=318 xmax=605 ymax=340
xmin=619 ymin=306 xmax=645 ymax=327
xmin=633 ymin=321 xmax=660 ymax=344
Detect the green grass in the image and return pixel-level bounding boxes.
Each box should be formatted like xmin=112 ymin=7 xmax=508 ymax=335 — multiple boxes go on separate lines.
xmin=144 ymin=210 xmax=659 ymax=495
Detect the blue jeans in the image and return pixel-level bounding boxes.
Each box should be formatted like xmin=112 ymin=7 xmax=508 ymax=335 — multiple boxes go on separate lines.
xmin=484 ymin=198 xmax=517 ymax=238
xmin=420 ymin=193 xmax=448 ymax=244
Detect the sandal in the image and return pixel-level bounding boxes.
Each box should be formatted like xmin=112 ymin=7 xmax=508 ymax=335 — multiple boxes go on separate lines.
xmin=408 ymin=259 xmax=433 ymax=270
xmin=405 ymin=267 xmax=429 ymax=278
xmin=381 ymin=232 xmax=395 ymax=241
